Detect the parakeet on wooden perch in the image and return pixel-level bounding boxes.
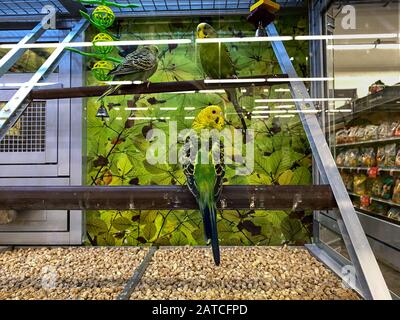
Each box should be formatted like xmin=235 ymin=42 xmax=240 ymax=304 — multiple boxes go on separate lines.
xmin=98 ymin=45 xmax=159 ymax=101
xmin=182 ymin=105 xmax=225 ymax=265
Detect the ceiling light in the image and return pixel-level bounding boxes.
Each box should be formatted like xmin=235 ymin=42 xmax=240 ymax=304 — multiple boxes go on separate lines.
xmin=199 ymin=89 xmax=225 ymax=93
xmin=253 ymin=110 xmax=285 ymax=114
xmin=267 ymin=77 xmax=333 ymax=82
xmin=196 ymin=36 xmax=292 ymax=44
xmin=274 ymin=105 xmax=295 ymax=109
xmin=128 ymin=117 xmax=152 ymax=120
xmin=276 ymin=115 xmax=295 ymax=118
xmin=252 ymin=115 xmax=270 ymax=119
xmin=295 ymin=33 xmax=398 ymax=40
xmin=204 ymin=78 xmax=266 ymax=84
xmin=164 ymin=90 xmax=196 ymax=94
xmin=287 ymin=110 xmax=320 ymax=114
xmin=326 ymin=109 xmax=352 ymax=113
xmin=255 ymin=98 xmax=349 ymax=103
xmin=0 ymin=39 xmax=192 ymax=50
xmin=0 ymin=82 xmax=58 ymax=87
xmin=274 ymin=88 xmax=291 ymax=92
xmin=327 ymin=44 xmax=399 ymax=50
xmin=97 ymin=39 xmax=192 ymax=46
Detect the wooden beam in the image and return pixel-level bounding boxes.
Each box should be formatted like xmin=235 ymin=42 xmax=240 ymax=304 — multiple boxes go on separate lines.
xmin=0 ymin=185 xmax=336 ymax=211
xmin=29 ymin=75 xmax=289 ymax=100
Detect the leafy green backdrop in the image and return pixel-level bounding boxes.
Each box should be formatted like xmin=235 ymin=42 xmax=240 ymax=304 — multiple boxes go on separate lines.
xmin=84 ymin=14 xmax=312 ymax=246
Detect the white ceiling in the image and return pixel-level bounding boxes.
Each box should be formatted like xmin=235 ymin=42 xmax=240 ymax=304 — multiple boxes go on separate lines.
xmin=331 ymin=3 xmax=399 ymax=72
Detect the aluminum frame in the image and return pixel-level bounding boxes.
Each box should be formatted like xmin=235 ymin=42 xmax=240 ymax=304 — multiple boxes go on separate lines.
xmin=0 ymin=18 xmax=88 ymax=143
xmin=266 ymin=22 xmax=391 ymax=300
xmin=0 ymin=22 xmax=45 ymax=77
xmin=0 ymin=24 xmax=85 ymax=245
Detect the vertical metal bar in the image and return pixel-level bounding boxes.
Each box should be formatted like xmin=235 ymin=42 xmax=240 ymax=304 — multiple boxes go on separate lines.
xmin=0 ymin=22 xmax=45 ymax=77
xmin=266 ymin=22 xmax=391 ymax=300
xmin=0 ymin=19 xmax=88 ymax=143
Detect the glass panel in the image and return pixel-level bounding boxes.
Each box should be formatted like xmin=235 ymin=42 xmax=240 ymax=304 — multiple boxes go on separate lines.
xmin=0 ymin=48 xmax=55 ymax=73
xmin=324 ymin=0 xmax=400 ymax=296
xmin=84 ymin=14 xmax=313 ymax=247
xmin=326 ymin=1 xmax=400 ymax=225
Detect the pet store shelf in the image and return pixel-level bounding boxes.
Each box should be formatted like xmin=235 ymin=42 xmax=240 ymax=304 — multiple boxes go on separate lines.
xmin=348 ymin=191 xmax=400 ymax=209
xmin=338 ymin=166 xmax=400 ymax=174
xmin=328 ymin=85 xmax=400 ymax=126
xmin=335 ymin=136 xmax=400 ymax=148
xmin=0 ymin=185 xmax=336 ymax=211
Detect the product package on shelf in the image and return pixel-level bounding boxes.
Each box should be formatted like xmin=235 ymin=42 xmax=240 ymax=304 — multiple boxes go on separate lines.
xmin=384 ymin=144 xmax=396 ymax=167
xmin=378 ymin=122 xmax=390 ymax=139
xmin=360 ymin=147 xmax=376 ymax=167
xmin=340 ymin=171 xmax=354 ymax=191
xmin=344 ymin=149 xmax=359 ymax=167
xmin=364 ymin=125 xmax=378 ymax=141
xmin=381 ymin=176 xmax=394 ymax=200
xmin=336 ymin=129 xmax=348 ymax=144
xmin=336 ymin=151 xmax=345 ymax=166
xmin=388 ymin=208 xmax=400 ymax=221
xmin=392 ymin=178 xmax=400 ymax=204
xmin=353 ymin=174 xmax=368 ymax=196
xmin=377 ymin=146 xmax=386 ymax=167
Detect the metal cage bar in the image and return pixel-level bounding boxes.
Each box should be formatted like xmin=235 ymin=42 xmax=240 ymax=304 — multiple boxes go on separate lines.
xmin=266 ymin=22 xmax=391 ymax=300
xmin=0 ymin=18 xmax=89 ymax=143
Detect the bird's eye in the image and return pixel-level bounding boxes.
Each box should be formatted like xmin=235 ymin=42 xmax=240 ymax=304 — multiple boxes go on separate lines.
xmin=212 ymin=110 xmax=216 ymax=114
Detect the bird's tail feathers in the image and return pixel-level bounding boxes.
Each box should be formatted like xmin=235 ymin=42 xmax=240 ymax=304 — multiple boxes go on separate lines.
xmin=200 ymin=203 xmax=220 ymax=266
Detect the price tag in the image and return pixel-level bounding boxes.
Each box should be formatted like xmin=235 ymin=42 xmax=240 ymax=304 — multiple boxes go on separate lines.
xmin=368 ymin=167 xmax=378 ymax=178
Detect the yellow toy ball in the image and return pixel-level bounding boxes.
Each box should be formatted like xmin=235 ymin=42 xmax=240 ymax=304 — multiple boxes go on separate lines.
xmin=91 ymin=5 xmax=115 ymax=29
xmin=92 ymin=33 xmax=114 ymax=54
xmin=91 ymin=60 xmax=114 ymax=81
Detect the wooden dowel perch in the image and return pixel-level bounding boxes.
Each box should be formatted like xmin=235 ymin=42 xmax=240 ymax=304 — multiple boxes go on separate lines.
xmin=29 ymin=74 xmax=289 ymax=100
xmin=0 ymin=185 xmax=336 ymax=211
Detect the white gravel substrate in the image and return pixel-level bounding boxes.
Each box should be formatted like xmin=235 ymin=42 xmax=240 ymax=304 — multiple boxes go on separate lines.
xmin=130 ymin=246 xmax=359 ymax=300
xmin=0 ymin=247 xmax=148 ymax=300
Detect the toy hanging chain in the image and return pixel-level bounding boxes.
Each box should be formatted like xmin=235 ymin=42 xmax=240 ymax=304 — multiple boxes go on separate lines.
xmin=66 ymin=1 xmax=141 ymax=117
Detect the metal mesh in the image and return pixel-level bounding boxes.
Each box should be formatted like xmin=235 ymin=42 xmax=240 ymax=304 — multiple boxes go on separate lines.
xmin=0 ymin=0 xmax=68 ymax=16
xmin=0 ymin=0 xmax=305 ymax=16
xmin=0 ymin=101 xmax=46 ymax=152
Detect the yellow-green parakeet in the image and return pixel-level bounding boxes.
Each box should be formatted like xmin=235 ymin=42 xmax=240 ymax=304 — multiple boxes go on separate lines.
xmin=196 ymin=23 xmax=247 ymax=135
xmin=183 ymin=105 xmax=225 ymax=265
xmin=98 ymin=45 xmax=159 ymax=101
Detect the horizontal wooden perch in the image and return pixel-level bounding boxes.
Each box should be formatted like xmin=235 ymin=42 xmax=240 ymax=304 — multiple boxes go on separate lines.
xmin=0 ymin=185 xmax=336 ymax=211
xmin=29 ymin=74 xmax=289 ymax=100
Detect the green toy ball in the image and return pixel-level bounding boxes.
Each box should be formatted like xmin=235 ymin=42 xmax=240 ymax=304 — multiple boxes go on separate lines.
xmin=91 ymin=5 xmax=115 ymax=29
xmin=92 ymin=60 xmax=114 ymax=81
xmin=92 ymin=33 xmax=114 ymax=54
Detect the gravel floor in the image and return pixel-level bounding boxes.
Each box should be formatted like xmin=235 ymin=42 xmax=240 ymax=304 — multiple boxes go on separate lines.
xmin=130 ymin=247 xmax=359 ymax=300
xmin=0 ymin=247 xmax=148 ymax=300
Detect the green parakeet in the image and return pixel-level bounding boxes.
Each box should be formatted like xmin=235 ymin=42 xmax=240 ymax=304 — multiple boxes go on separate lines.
xmin=98 ymin=45 xmax=159 ymax=101
xmin=183 ymin=105 xmax=225 ymax=265
xmin=196 ymin=23 xmax=247 ymax=135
